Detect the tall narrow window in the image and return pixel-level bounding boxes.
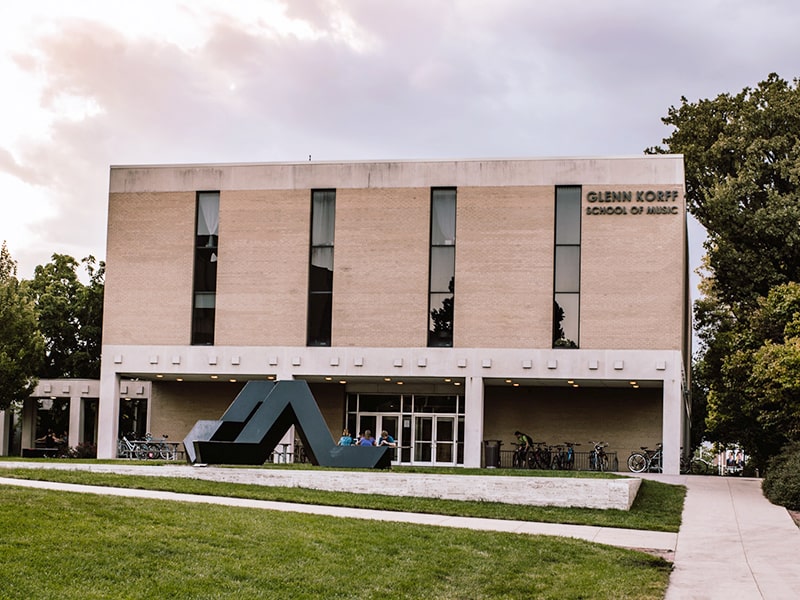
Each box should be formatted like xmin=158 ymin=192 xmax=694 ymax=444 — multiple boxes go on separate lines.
xmin=307 ymin=190 xmax=335 ymax=346
xmin=428 ymin=188 xmax=456 ymax=347
xmin=553 ymin=186 xmax=581 ymax=348
xmin=192 ymin=191 xmax=219 ymax=345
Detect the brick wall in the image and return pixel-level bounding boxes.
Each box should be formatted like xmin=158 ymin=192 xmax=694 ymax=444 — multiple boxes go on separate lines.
xmin=104 ymin=192 xmax=195 ymax=345
xmin=456 ymin=186 xmax=554 ymax=347
xmin=215 ymin=190 xmax=309 ymax=346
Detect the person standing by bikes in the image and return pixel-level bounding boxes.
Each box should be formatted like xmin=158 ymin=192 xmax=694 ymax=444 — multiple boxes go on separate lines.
xmin=513 ymin=430 xmax=534 ymax=467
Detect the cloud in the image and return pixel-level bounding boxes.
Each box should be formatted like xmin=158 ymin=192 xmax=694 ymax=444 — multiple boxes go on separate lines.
xmin=2 ymin=0 xmax=800 ymax=279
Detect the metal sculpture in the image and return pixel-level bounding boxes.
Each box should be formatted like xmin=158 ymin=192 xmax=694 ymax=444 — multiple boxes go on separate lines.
xmin=184 ymin=380 xmax=391 ymax=468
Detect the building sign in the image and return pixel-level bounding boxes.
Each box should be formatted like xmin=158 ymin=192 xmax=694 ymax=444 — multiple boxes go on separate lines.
xmin=584 ymin=190 xmax=681 ymax=216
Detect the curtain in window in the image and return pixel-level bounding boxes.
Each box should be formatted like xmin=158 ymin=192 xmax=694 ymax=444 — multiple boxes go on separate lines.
xmin=431 ymin=191 xmax=456 ymax=245
xmin=197 ymin=193 xmax=220 ymax=245
xmin=312 ymin=192 xmax=335 ymax=245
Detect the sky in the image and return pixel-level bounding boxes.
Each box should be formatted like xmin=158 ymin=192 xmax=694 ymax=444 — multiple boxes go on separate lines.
xmin=1 ymin=0 xmax=799 ymax=289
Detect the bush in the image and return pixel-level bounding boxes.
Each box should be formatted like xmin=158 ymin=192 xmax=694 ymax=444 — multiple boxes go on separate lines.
xmin=762 ymin=440 xmax=800 ymax=510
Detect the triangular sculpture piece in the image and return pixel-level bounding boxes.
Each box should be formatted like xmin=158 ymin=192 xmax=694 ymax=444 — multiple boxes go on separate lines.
xmin=184 ymin=380 xmax=391 ymax=468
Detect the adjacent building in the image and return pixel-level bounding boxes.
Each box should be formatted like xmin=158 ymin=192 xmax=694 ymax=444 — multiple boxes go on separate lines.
xmin=91 ymin=156 xmax=690 ymax=473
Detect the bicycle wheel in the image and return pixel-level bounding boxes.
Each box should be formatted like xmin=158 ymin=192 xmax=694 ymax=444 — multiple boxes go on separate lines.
xmin=134 ymin=443 xmax=149 ymax=460
xmin=599 ymin=453 xmax=608 ymax=472
xmin=627 ymin=452 xmax=648 ymax=473
xmin=159 ymin=443 xmax=172 ymax=460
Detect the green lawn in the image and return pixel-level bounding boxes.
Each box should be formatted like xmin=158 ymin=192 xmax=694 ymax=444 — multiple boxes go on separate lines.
xmin=0 ymin=486 xmax=672 ymax=599
xmin=0 ymin=465 xmax=685 ymax=532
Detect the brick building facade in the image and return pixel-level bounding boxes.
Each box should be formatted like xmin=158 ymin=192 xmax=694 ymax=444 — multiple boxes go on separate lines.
xmin=94 ymin=156 xmax=690 ymax=472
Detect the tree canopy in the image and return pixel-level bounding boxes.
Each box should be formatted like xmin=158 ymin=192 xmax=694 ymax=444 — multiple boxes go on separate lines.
xmin=650 ymin=74 xmax=800 ymax=468
xmin=25 ymin=253 xmax=105 ymax=379
xmin=0 ymin=242 xmax=44 ymax=410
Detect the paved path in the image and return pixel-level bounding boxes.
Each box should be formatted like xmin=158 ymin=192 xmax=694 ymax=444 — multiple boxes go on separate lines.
xmin=2 ymin=464 xmax=799 ymax=598
xmin=658 ymin=475 xmax=800 ymax=600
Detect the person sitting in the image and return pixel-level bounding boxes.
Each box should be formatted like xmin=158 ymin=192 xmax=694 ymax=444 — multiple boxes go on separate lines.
xmin=338 ymin=429 xmax=353 ymax=446
xmin=377 ymin=430 xmax=396 ymax=447
xmin=358 ymin=429 xmax=375 ymax=446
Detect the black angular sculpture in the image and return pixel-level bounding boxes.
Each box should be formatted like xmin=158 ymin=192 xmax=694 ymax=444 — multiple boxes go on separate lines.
xmin=184 ymin=380 xmax=391 ymax=468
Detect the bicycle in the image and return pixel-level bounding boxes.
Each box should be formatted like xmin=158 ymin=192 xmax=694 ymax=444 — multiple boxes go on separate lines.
xmin=527 ymin=441 xmax=551 ymax=470
xmin=588 ymin=441 xmax=609 ymax=471
xmin=627 ymin=443 xmax=663 ymax=473
xmin=563 ymin=442 xmax=580 ymax=470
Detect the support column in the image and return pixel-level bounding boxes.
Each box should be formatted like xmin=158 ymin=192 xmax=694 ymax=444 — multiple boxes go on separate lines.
xmin=0 ymin=410 xmax=8 ymax=456
xmin=97 ymin=367 xmax=121 ymax=459
xmin=68 ymin=396 xmax=82 ymax=448
xmin=463 ymin=375 xmax=485 ymax=468
xmin=662 ymin=371 xmax=683 ymax=475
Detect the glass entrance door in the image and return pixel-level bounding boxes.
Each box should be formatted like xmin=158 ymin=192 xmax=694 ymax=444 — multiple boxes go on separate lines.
xmin=413 ymin=416 xmax=457 ymax=466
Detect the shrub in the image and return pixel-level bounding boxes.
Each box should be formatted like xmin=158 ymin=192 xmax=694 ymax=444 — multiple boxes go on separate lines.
xmin=762 ymin=440 xmax=800 ymax=510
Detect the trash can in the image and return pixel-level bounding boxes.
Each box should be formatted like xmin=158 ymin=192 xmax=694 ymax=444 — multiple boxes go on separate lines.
xmin=483 ymin=439 xmax=502 ymax=468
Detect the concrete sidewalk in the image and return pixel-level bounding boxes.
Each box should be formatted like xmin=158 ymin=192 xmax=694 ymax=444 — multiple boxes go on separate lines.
xmin=656 ymin=474 xmax=800 ymax=600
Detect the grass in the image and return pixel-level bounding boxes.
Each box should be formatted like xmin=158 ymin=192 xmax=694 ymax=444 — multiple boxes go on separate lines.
xmin=0 ymin=464 xmax=685 ymax=532
xmin=0 ymin=486 xmax=672 ymax=599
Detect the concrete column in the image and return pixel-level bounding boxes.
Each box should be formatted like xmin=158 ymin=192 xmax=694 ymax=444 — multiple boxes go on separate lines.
xmin=68 ymin=396 xmax=82 ymax=447
xmin=662 ymin=370 xmax=683 ymax=475
xmin=97 ymin=368 xmax=121 ymax=459
xmin=463 ymin=376 xmax=485 ymax=468
xmin=0 ymin=410 xmax=8 ymax=456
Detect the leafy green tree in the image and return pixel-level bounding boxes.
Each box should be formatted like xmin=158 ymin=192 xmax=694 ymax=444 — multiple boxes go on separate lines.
xmin=0 ymin=241 xmax=44 ymax=410
xmin=650 ymin=74 xmax=800 ymax=468
xmin=25 ymin=253 xmax=104 ymax=379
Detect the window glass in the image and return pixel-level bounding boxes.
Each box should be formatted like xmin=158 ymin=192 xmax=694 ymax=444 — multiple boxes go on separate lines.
xmin=553 ymin=293 xmax=579 ymax=348
xmin=429 ymin=246 xmax=455 ymax=293
xmin=555 ymin=186 xmax=581 ymax=245
xmin=194 ymin=248 xmax=218 ymax=292
xmin=359 ymin=395 xmax=402 ymax=412
xmin=308 ymin=190 xmax=335 ymax=346
xmin=431 ymin=189 xmax=456 ymax=245
xmin=428 ymin=293 xmax=454 ymax=346
xmin=309 ymin=247 xmax=333 ymax=292
xmin=311 ymin=191 xmax=336 ymax=246
xmin=414 ymin=396 xmax=458 ymax=413
xmin=307 ymin=293 xmax=332 ymax=346
xmin=554 ymin=245 xmax=580 ymax=293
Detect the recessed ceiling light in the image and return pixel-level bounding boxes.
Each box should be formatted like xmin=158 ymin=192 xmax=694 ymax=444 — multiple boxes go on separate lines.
xmin=339 ymin=380 xmax=346 ymax=384
xmin=454 ymin=381 xmax=461 ymax=386
xmin=156 ymin=374 xmax=163 ymax=378
xmin=210 ymin=375 xmax=218 ymax=379
xmin=325 ymin=376 xmax=332 ymax=381
xmin=505 ymin=379 xmax=512 ymax=383
xmin=229 ymin=379 xmax=237 ymax=383
xmin=384 ymin=377 xmax=392 ymax=382
xmin=513 ymin=383 xmax=520 ymax=387
xmin=567 ymin=380 xmax=574 ymax=384
xmin=176 ymin=378 xmax=183 ymax=382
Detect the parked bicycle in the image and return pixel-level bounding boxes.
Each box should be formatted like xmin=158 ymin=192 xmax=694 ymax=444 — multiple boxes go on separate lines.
xmin=527 ymin=441 xmax=551 ymax=470
xmin=588 ymin=441 xmax=609 ymax=471
xmin=563 ymin=442 xmax=579 ymax=470
xmin=627 ymin=443 xmax=663 ymax=473
xmin=117 ymin=432 xmax=176 ymax=460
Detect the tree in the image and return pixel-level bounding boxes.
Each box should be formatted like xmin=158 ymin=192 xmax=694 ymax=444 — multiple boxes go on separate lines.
xmin=650 ymin=74 xmax=800 ymax=469
xmin=25 ymin=253 xmax=104 ymax=379
xmin=0 ymin=241 xmax=44 ymax=410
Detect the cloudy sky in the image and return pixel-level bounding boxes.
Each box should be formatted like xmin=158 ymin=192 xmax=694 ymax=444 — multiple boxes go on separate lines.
xmin=1 ymin=0 xmax=799 ymax=284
